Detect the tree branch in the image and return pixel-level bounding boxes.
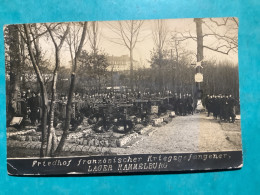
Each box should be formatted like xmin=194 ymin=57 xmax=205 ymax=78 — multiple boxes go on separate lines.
xmin=203 ymin=45 xmax=237 ymax=55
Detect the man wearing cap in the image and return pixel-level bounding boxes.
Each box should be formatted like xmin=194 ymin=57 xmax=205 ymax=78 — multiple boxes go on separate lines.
xmin=227 ymin=95 xmax=236 ymax=123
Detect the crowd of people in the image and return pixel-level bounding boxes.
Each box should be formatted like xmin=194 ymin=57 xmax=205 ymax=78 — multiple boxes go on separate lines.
xmin=10 ymin=89 xmax=196 ymax=130
xmin=9 ymin=88 xmax=239 ymax=132
xmin=19 ymin=89 xmax=42 ymax=125
xmin=203 ymin=94 xmax=238 ymax=123
xmin=6 ymin=89 xmax=42 ymax=126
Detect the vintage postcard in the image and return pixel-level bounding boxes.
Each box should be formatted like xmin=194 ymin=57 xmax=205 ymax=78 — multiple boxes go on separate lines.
xmin=5 ymin=17 xmax=242 ymax=175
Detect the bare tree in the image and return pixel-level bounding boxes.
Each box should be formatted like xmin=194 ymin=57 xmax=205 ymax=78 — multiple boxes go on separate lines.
xmin=203 ymin=17 xmax=238 ymax=55
xmin=174 ymin=17 xmax=238 ymax=56
xmin=54 ymin=22 xmax=88 ymax=156
xmin=151 ymin=19 xmax=169 ymax=90
xmin=87 ymin=21 xmax=101 ymax=55
xmin=152 ymin=20 xmax=168 ymax=54
xmin=23 ymin=24 xmax=49 ymax=157
xmin=45 ymin=23 xmax=70 ymax=156
xmin=86 ymin=21 xmax=109 ymax=91
xmin=169 ymin=38 xmax=184 ymax=91
xmin=106 ymin=20 xmax=144 ymax=90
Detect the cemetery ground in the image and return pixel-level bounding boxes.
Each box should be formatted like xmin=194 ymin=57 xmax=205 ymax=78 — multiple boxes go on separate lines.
xmin=7 ymin=112 xmax=242 ymax=158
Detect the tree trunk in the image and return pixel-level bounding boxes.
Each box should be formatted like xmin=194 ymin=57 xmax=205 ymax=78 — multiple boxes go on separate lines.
xmin=7 ymin=25 xmax=21 ymax=121
xmin=54 ymin=22 xmax=87 ymax=156
xmin=23 ymin=24 xmax=49 ymax=157
xmin=45 ymin=24 xmax=69 ymax=156
xmin=194 ymin=18 xmax=204 ymax=99
xmin=46 ymin=71 xmax=58 ymax=156
xmin=130 ymin=48 xmax=134 ymax=91
xmin=54 ymin=73 xmax=76 ymax=155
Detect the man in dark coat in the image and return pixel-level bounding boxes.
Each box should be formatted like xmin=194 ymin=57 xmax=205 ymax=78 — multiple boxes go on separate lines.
xmin=207 ymin=95 xmax=213 ymax=117
xmin=187 ymin=94 xmax=194 ymax=115
xmin=178 ymin=94 xmax=185 ymax=116
xmin=204 ymin=94 xmax=210 ymax=111
xmin=183 ymin=94 xmax=188 ymax=116
xmin=20 ymin=91 xmax=28 ymax=117
xmin=227 ymin=95 xmax=236 ymax=122
xmin=219 ymin=95 xmax=225 ymax=120
xmin=214 ymin=95 xmax=221 ymax=119
xmin=222 ymin=95 xmax=229 ymax=121
xmin=211 ymin=95 xmax=217 ymax=118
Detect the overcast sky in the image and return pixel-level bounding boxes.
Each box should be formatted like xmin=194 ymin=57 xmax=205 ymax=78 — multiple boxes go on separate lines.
xmin=40 ymin=17 xmax=238 ymax=68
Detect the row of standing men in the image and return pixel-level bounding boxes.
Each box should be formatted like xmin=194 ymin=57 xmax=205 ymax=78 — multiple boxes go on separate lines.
xmin=203 ymin=94 xmax=238 ymax=123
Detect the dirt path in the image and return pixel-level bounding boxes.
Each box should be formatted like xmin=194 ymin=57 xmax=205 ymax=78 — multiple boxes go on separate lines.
xmin=198 ymin=114 xmax=241 ymax=152
xmin=113 ymin=113 xmax=242 ymax=155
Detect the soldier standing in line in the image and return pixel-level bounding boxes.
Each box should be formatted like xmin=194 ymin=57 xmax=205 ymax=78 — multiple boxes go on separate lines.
xmin=183 ymin=94 xmax=188 ymax=116
xmin=227 ymin=94 xmax=236 ymax=123
xmin=179 ymin=93 xmax=184 ymax=116
xmin=222 ymin=94 xmax=229 ymax=121
xmin=219 ymin=94 xmax=225 ymax=120
xmin=205 ymin=94 xmax=210 ymax=115
xmin=188 ymin=94 xmax=194 ymax=115
xmin=207 ymin=95 xmax=213 ymax=117
xmin=220 ymin=95 xmax=223 ymax=117
xmin=212 ymin=95 xmax=217 ymax=118
xmin=215 ymin=95 xmax=221 ymax=119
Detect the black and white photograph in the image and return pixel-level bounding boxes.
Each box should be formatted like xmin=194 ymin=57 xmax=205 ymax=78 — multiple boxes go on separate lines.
xmin=5 ymin=17 xmax=242 ymax=175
